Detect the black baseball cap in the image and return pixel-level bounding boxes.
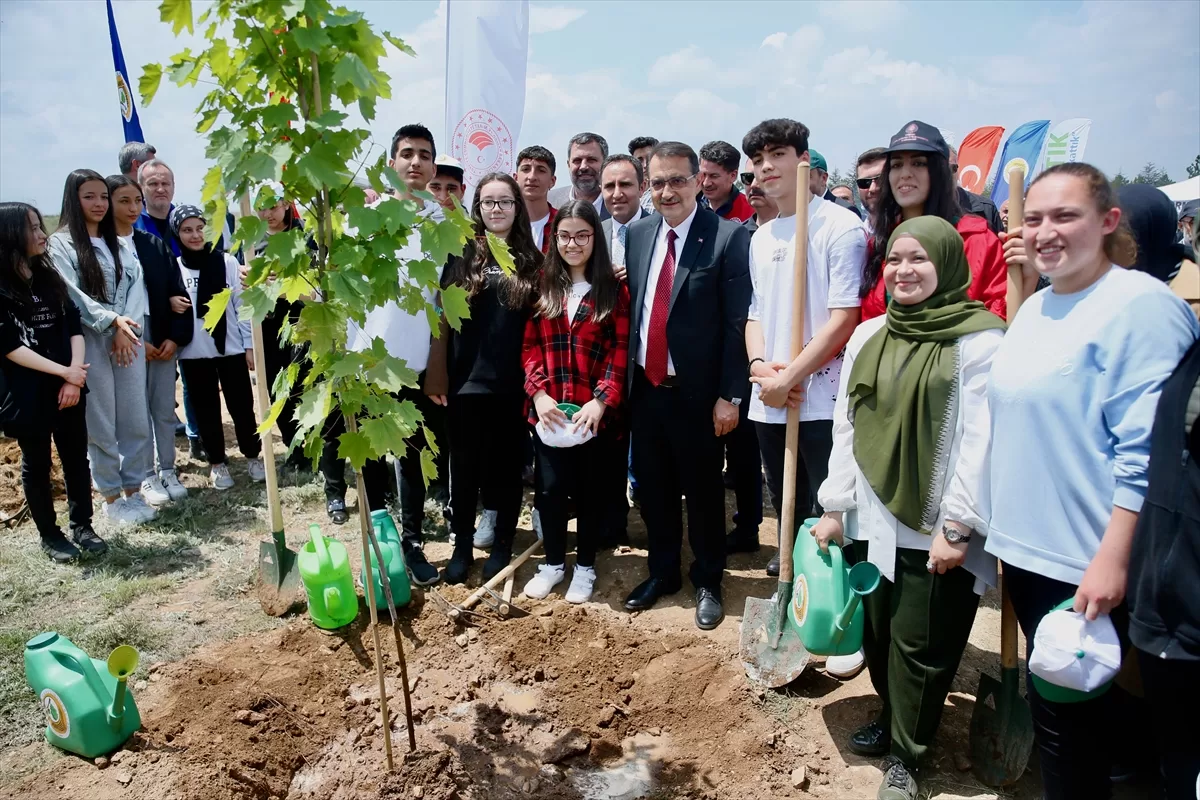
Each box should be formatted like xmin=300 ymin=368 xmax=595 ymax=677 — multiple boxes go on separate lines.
xmin=885 ymin=120 xmax=949 ymax=159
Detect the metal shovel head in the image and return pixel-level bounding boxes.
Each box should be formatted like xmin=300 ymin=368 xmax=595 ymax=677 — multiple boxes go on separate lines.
xmin=257 ymin=531 xmax=303 ymax=617
xmin=740 ymin=594 xmax=810 ymax=688
xmin=969 ymin=666 xmax=1034 ymax=787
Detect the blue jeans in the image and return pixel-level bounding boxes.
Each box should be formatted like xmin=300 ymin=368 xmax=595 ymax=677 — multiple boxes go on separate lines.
xmin=180 ymin=365 xmax=200 ymax=440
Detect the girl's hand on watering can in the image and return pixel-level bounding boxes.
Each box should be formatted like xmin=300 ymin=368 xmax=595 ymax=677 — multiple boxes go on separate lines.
xmin=811 ymin=513 xmax=845 ymax=553
xmin=928 ymin=529 xmax=969 ymax=574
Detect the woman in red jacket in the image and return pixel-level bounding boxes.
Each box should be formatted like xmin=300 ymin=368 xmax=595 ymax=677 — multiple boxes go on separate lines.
xmin=860 ymin=121 xmax=1006 ymax=321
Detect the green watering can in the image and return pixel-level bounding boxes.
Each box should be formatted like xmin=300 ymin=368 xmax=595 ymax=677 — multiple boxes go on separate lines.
xmin=367 ymin=509 xmax=411 ymax=611
xmin=788 ymin=519 xmax=881 ymax=656
xmin=23 ymin=632 xmax=141 ymax=758
xmin=298 ymin=524 xmax=359 ymax=630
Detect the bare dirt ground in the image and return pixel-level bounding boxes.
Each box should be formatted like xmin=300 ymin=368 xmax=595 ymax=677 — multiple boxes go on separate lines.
xmin=0 ymin=421 xmax=1158 ymax=800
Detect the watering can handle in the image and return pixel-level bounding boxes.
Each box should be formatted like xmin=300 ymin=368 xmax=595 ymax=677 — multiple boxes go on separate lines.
xmin=310 ymin=525 xmax=331 ymax=570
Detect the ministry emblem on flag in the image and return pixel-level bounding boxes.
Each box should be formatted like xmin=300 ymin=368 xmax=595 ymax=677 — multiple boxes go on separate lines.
xmin=451 ymin=109 xmax=514 ymax=187
xmin=116 ymin=72 xmax=134 ymax=122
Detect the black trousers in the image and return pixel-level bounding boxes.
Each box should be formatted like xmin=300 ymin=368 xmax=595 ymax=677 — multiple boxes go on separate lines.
xmin=726 ymin=398 xmax=763 ymax=531
xmin=1005 ymin=564 xmax=1133 ymax=800
xmin=534 ymin=429 xmax=612 ymax=568
xmin=631 ymin=370 xmax=726 ymax=590
xmin=17 ymin=401 xmax=93 ymax=538
xmin=320 ymin=377 xmax=447 ymax=550
xmin=756 ymin=419 xmax=834 ymax=530
xmin=178 ymin=355 xmax=260 ymax=465
xmin=1136 ymin=650 xmax=1200 ymax=799
xmin=260 ymin=301 xmax=308 ymax=451
xmin=448 ymin=393 xmax=525 ymax=545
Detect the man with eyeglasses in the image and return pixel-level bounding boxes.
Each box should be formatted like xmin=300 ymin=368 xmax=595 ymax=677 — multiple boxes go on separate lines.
xmin=698 ymin=141 xmax=755 ymax=223
xmin=741 ymin=160 xmax=779 ymax=235
xmin=547 ymin=132 xmax=611 ymax=221
xmin=621 ymin=141 xmax=752 ymax=631
xmin=949 ymin=146 xmax=1004 ymax=234
xmin=855 ymin=147 xmax=888 ymax=233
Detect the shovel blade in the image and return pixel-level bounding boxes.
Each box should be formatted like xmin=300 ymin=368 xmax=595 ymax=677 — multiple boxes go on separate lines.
xmin=257 ymin=532 xmax=303 ymax=617
xmin=740 ymin=596 xmax=810 ymax=688
xmin=969 ymin=667 xmax=1034 ymax=787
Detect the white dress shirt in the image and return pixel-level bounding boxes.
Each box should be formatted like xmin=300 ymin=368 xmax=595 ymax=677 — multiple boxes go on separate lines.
xmin=636 ymin=204 xmax=697 ymax=376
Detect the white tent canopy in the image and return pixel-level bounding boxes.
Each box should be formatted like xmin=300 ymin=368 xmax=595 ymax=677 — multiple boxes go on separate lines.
xmin=1160 ymin=176 xmax=1200 ymax=205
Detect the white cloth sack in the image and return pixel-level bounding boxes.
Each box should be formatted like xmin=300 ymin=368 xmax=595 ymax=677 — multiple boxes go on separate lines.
xmin=1029 ymin=609 xmax=1122 ymax=693
xmin=535 ymin=420 xmax=593 ymax=448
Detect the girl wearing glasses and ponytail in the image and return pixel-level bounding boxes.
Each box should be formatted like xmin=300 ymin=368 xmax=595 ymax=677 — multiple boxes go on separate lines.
xmin=427 ymin=173 xmax=542 ymax=586
xmin=520 ymin=200 xmax=630 ymax=604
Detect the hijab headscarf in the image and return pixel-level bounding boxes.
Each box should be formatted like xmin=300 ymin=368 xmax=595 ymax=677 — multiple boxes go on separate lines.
xmin=847 ymin=216 xmax=1005 ymax=533
xmin=1117 ymin=184 xmax=1189 ymax=283
xmin=170 ymin=205 xmax=230 ymax=354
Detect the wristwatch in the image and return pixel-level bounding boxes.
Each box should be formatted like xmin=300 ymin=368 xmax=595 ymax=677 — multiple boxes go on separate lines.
xmin=941 ymin=524 xmax=972 ymax=544
xmin=726 ymin=396 xmax=742 ymax=406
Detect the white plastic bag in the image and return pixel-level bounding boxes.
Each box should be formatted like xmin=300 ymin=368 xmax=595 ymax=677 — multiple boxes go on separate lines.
xmin=1029 ymin=608 xmax=1122 ymax=693
xmin=535 ymin=419 xmax=594 ymax=448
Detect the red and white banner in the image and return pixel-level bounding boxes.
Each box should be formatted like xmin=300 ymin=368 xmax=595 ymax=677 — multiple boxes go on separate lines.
xmin=956 ymin=126 xmax=1005 ymax=194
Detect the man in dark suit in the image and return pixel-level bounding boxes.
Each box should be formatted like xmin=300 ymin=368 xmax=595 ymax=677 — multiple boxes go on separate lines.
xmin=600 ymin=154 xmax=650 ymax=282
xmin=622 ymin=141 xmax=752 ymax=630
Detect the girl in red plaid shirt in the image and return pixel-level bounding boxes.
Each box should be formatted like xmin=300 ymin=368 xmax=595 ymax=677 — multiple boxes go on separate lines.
xmin=521 ymin=200 xmax=630 ymax=603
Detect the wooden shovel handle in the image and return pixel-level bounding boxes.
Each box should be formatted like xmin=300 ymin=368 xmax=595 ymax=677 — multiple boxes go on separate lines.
xmin=1000 ymin=583 xmax=1019 ymax=670
xmin=777 ymin=162 xmax=810 ymax=585
xmin=460 ymin=538 xmax=542 ymax=612
xmin=1004 ymin=168 xmax=1027 ymax=323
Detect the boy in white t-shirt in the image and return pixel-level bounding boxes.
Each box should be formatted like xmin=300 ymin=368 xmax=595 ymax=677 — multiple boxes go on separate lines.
xmin=739 ymin=119 xmax=866 ymax=580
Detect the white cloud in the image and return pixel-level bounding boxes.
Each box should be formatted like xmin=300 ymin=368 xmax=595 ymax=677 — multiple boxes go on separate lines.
xmin=529 ymin=5 xmax=587 ymax=34
xmin=817 ymin=0 xmax=903 ymax=32
xmin=761 ymin=32 xmax=787 ymax=49
xmin=648 ymin=46 xmax=720 ymax=88
xmin=667 ymin=89 xmax=739 ymax=125
xmin=1156 ymin=90 xmax=1179 ymax=111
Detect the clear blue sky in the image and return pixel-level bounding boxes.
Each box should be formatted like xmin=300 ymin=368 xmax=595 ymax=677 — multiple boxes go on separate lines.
xmin=1 ymin=0 xmax=1197 ymax=210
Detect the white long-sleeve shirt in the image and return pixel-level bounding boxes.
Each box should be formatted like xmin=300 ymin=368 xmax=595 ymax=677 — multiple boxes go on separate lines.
xmin=177 ymin=252 xmax=253 ymax=359
xmin=817 ymin=315 xmax=1002 ymax=593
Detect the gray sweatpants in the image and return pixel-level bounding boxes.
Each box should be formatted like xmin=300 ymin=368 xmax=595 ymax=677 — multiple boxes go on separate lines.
xmin=143 ymin=354 xmax=179 ymax=476
xmin=83 ymin=327 xmax=151 ymax=496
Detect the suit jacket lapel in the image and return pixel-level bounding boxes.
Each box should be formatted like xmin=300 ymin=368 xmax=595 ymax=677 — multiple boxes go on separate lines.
xmin=630 ymin=219 xmax=661 ymax=338
xmin=669 ymin=209 xmax=711 ymax=313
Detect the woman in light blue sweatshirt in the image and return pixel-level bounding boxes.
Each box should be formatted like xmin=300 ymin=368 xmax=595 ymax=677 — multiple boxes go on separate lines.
xmin=988 ymin=162 xmax=1199 ymax=798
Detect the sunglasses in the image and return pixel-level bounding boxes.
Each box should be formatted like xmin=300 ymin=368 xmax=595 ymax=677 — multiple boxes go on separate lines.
xmin=740 ymin=172 xmax=755 ymax=186
xmin=855 ymin=176 xmax=881 ymax=190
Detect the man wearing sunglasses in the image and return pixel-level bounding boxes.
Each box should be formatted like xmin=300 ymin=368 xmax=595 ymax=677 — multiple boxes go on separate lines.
xmin=622 ymin=141 xmax=752 ymax=631
xmin=741 ymin=161 xmax=779 ymax=235
xmin=855 ymin=147 xmax=888 ymax=232
xmin=699 ymin=140 xmax=755 ymax=223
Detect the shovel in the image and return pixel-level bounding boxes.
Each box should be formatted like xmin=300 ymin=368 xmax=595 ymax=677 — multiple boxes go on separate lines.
xmin=240 ymin=193 xmax=303 ymax=616
xmin=741 ymin=161 xmax=812 ymax=688
xmin=969 ymin=172 xmax=1033 ymax=785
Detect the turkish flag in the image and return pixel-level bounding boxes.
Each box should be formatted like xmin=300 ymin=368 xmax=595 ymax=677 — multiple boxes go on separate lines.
xmin=957 ymin=126 xmax=1005 ymax=194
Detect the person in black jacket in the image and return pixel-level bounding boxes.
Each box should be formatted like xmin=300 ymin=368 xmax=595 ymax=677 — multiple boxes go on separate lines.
xmin=0 ymin=201 xmax=103 ymax=562
xmin=949 ymin=147 xmax=1004 ymax=234
xmin=107 ymin=175 xmax=193 ymax=506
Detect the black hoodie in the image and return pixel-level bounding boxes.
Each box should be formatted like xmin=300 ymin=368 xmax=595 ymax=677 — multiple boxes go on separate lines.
xmin=133 ymin=228 xmax=193 ymax=349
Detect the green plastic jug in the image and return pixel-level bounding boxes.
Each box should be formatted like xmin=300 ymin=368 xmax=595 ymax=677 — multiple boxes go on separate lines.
xmin=367 ymin=509 xmax=411 ymax=611
xmin=788 ymin=518 xmax=882 ymax=656
xmin=298 ymin=524 xmax=359 ymax=629
xmin=23 ymin=632 xmax=141 ymax=758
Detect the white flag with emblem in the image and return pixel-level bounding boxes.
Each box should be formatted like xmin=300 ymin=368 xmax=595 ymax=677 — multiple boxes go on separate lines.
xmin=445 ymin=0 xmax=529 ymax=199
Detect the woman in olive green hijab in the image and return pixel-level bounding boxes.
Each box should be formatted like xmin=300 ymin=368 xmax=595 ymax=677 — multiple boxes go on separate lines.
xmin=811 ymin=216 xmax=1005 ymax=800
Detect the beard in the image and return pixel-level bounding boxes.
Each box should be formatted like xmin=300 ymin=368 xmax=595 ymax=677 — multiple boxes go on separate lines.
xmin=573 ymin=170 xmax=599 ymax=194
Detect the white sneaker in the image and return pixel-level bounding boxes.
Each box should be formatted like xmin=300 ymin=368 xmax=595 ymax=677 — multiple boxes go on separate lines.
xmin=159 ymin=470 xmax=187 ymax=500
xmin=124 ymin=493 xmax=158 ymax=522
xmin=102 ymin=497 xmax=143 ymax=526
xmin=474 ymin=509 xmax=496 ymax=548
xmin=141 ymin=476 xmax=172 ymax=507
xmin=825 ymin=648 xmax=866 ymax=679
xmin=523 ymin=563 xmax=566 ymax=599
xmin=247 ymin=457 xmax=266 ymax=483
xmin=211 ymin=463 xmax=235 ymax=490
xmin=532 ymin=507 xmax=544 ymax=542
xmin=564 ymin=566 xmax=596 ymax=604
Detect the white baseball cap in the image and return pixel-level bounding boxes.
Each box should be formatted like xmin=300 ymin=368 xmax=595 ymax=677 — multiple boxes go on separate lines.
xmin=1029 ymin=600 xmax=1122 ymax=703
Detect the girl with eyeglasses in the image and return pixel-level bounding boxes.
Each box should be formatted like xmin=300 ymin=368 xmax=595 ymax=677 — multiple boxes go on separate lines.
xmin=520 ymin=200 xmax=630 ymax=603
xmin=859 ymin=121 xmax=1007 ymax=322
xmin=48 ymin=168 xmax=157 ymax=527
xmin=427 ymin=173 xmax=542 ymax=585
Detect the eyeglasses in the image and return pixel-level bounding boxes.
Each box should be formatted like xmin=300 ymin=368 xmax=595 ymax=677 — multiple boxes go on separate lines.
xmin=480 ymin=198 xmax=516 ymax=211
xmin=556 ymin=231 xmax=592 ymax=246
xmin=648 ymin=175 xmax=696 ymax=192
xmin=855 ymin=176 xmax=881 ymax=190
xmin=740 ymin=172 xmax=755 ymax=186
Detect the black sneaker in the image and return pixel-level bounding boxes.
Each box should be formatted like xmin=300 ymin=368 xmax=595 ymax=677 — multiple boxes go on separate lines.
xmin=877 ymin=757 xmax=918 ymax=800
xmin=326 ymin=498 xmax=349 ymax=525
xmin=849 ymin=719 xmax=891 ymax=757
xmin=766 ymin=552 xmax=781 ymax=577
xmin=405 ymin=547 xmax=440 ymax=586
xmin=70 ymin=525 xmax=108 ymax=556
xmin=41 ymin=533 xmax=80 ymax=563
xmin=443 ymin=542 xmax=474 ymax=584
xmin=188 ymin=438 xmax=208 ymax=462
xmin=482 ymin=538 xmax=514 ymax=582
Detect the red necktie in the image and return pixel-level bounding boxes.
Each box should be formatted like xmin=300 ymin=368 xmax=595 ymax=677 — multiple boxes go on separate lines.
xmin=644 ymin=229 xmax=677 ymax=386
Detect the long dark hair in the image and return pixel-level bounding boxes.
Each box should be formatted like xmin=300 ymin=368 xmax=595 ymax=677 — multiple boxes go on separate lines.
xmin=536 ymin=200 xmax=618 ymax=322
xmin=57 ymin=168 xmax=121 ymax=302
xmin=444 ymin=172 xmax=540 ymax=310
xmin=863 ymin=151 xmax=961 ymax=297
xmin=0 ymin=202 xmax=70 ymax=307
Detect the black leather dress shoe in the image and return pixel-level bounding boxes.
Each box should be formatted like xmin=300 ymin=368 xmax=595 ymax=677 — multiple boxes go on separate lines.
xmin=766 ymin=552 xmax=781 ymax=577
xmin=694 ymin=587 xmax=724 ymax=630
xmin=624 ymin=576 xmax=681 ymax=611
xmin=848 ymin=719 xmax=890 ymax=757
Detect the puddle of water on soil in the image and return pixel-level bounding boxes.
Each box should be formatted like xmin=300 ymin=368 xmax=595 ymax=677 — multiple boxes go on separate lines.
xmin=569 ymin=733 xmax=666 ymax=800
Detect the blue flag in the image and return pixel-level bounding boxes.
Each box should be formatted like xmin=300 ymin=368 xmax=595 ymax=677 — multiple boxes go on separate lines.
xmin=107 ymin=0 xmax=145 ymax=143
xmin=990 ymin=120 xmax=1050 ymax=206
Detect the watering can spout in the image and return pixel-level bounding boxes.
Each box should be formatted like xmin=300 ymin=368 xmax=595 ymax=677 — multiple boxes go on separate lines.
xmin=105 ymin=646 xmax=139 ymax=724
xmin=833 ymin=561 xmax=882 ymax=640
